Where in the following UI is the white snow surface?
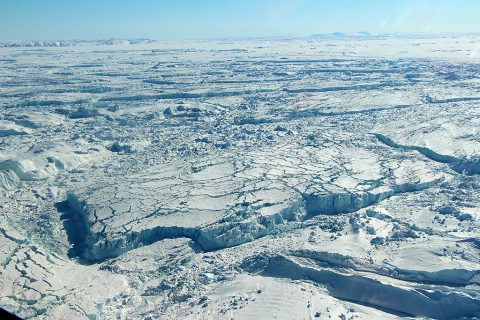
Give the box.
[0,35,480,319]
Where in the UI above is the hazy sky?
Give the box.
[1,0,479,40]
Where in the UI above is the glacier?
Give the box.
[0,35,480,319]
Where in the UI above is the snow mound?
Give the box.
[0,120,32,137]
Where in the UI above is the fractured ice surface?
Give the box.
[1,36,480,319]
[66,134,444,261]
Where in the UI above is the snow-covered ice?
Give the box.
[1,35,479,319]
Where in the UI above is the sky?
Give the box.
[0,0,479,40]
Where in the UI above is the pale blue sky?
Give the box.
[0,0,479,40]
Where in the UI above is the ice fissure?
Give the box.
[375,133,480,175]
[65,175,441,262]
[241,254,480,319]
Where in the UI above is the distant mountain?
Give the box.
[0,39,156,48]
[309,32,373,38]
